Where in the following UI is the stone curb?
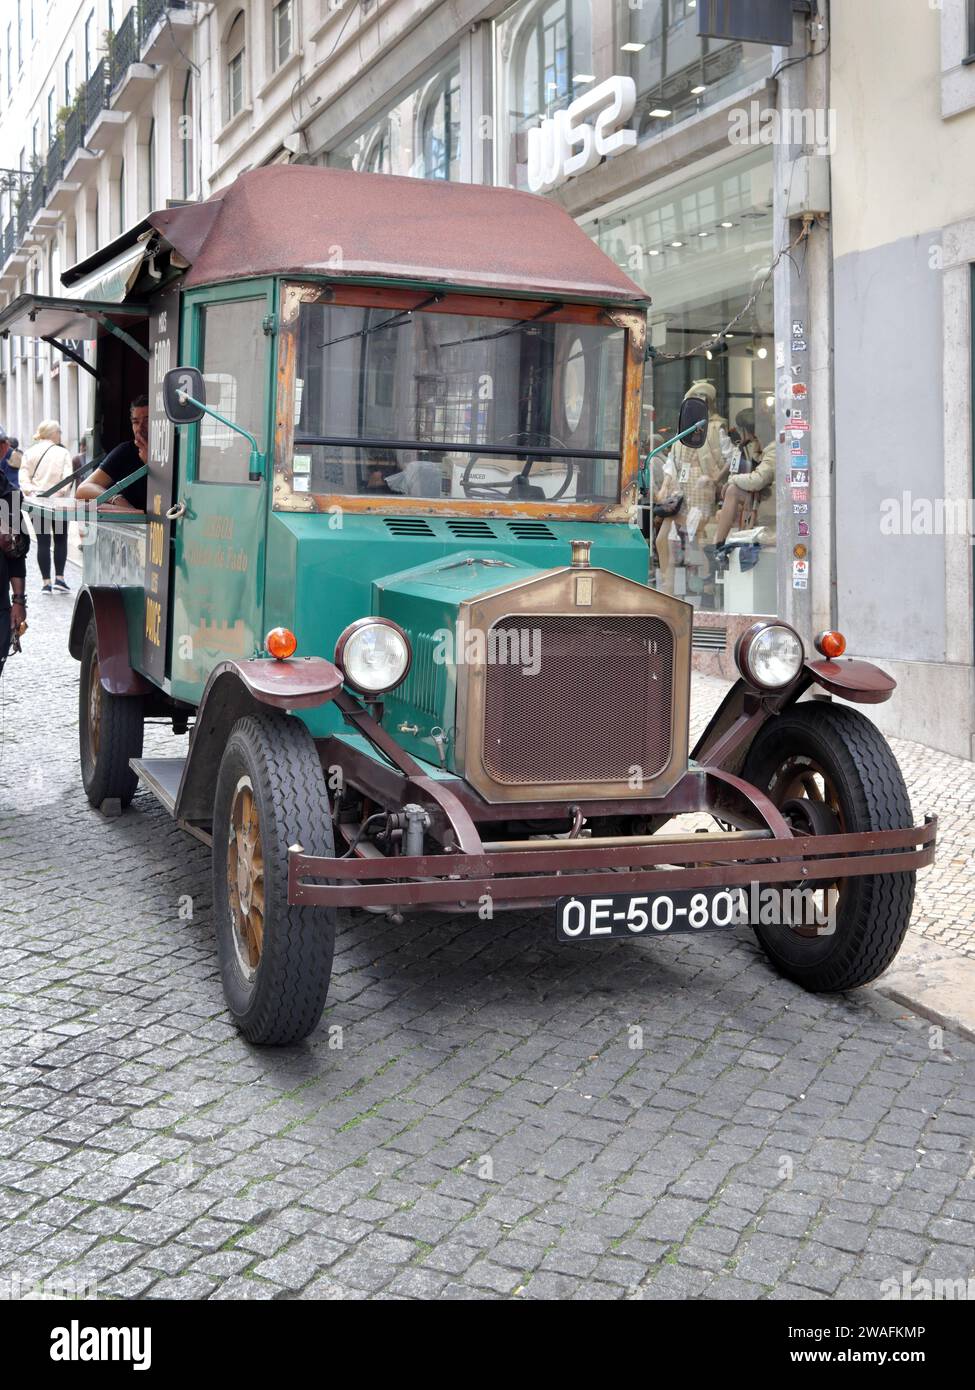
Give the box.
[872,933,975,1043]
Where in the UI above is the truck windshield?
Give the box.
[291,301,626,504]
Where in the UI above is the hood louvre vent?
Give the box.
[507,521,556,540]
[385,517,435,536]
[445,519,497,538]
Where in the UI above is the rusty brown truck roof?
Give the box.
[62,165,648,307]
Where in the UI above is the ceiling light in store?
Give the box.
[649,107,673,118]
[706,339,729,360]
[698,231,709,238]
[757,346,769,360]
[720,221,734,228]
[621,42,646,53]
[691,85,707,95]
[648,249,660,256]
[766,395,776,408]
[671,240,684,248]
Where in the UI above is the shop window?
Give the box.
[621,0,771,140]
[420,68,461,181]
[328,55,462,182]
[225,11,245,123]
[496,0,593,190]
[593,149,777,617]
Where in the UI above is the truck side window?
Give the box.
[197,298,265,484]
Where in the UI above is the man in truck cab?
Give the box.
[76,396,149,513]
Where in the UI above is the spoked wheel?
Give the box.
[79,619,143,809]
[227,776,265,980]
[212,712,336,1045]
[742,701,916,992]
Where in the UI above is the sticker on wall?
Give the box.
[793,340,808,353]
[792,487,809,503]
[790,420,810,434]
[793,560,809,579]
[776,342,786,368]
[792,321,805,338]
[792,470,810,486]
[793,576,809,590]
[797,520,810,538]
[792,383,808,399]
[793,503,809,515]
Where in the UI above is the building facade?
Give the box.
[0,0,972,755]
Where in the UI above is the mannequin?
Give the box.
[655,380,734,596]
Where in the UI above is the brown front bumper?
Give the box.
[287,816,937,911]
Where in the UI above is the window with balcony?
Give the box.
[225,11,246,123]
[84,10,93,78]
[64,52,74,105]
[272,0,292,70]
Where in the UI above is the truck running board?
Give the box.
[129,758,213,846]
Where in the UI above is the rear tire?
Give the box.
[742,701,916,992]
[212,712,336,1045]
[79,620,143,809]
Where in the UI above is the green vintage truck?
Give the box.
[7,166,935,1044]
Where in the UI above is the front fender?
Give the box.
[803,657,896,705]
[174,658,342,824]
[68,586,152,697]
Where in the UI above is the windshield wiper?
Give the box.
[317,294,442,351]
[435,301,564,350]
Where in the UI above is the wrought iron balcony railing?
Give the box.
[110,8,140,90]
[139,0,188,39]
[85,59,109,129]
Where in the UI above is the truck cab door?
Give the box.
[169,281,275,705]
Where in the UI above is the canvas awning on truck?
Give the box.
[0,293,149,377]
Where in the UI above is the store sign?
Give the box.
[698,0,794,48]
[527,77,637,195]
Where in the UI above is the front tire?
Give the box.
[212,712,337,1045]
[742,701,916,993]
[79,620,143,809]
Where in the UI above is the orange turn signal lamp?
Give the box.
[814,630,847,660]
[265,627,298,660]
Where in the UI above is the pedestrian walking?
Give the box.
[0,430,19,488]
[19,420,74,595]
[0,473,29,675]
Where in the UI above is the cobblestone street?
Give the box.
[0,574,973,1302]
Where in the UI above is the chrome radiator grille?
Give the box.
[481,615,674,786]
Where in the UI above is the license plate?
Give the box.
[556,887,748,941]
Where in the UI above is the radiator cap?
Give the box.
[570,539,592,568]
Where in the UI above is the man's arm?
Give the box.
[76,467,140,512]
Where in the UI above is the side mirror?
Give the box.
[677,396,709,450]
[163,367,206,424]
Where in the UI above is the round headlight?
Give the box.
[737,622,804,690]
[335,619,412,695]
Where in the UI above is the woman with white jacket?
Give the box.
[20,420,74,594]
